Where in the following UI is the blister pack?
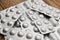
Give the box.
[0,0,60,40]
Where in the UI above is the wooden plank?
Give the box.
[44,0,60,9]
[0,0,25,10]
[0,6,3,11]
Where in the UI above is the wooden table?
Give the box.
[44,0,60,9]
[0,0,25,11]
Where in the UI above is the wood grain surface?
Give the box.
[0,0,25,11]
[0,0,60,40]
[44,0,60,9]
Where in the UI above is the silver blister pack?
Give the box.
[0,0,60,40]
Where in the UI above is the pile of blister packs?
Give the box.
[0,0,60,40]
